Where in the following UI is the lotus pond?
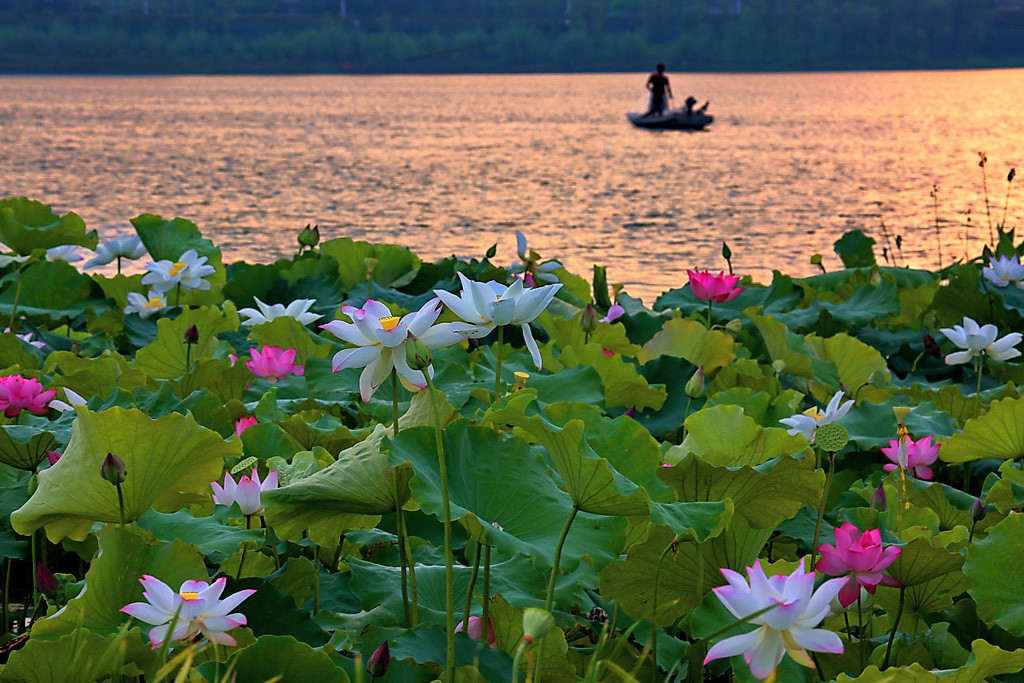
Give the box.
[1,197,1024,682]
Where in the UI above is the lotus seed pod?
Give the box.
[892,406,911,423]
[771,360,787,374]
[405,339,432,371]
[815,423,849,453]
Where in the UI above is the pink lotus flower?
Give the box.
[45,450,62,466]
[235,415,257,437]
[121,575,255,648]
[245,346,304,382]
[456,616,497,648]
[0,376,56,417]
[815,522,902,608]
[600,304,625,323]
[880,436,940,480]
[211,468,279,516]
[688,270,744,303]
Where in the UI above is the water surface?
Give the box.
[1,71,1021,301]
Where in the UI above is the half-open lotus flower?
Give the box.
[85,233,148,268]
[4,328,46,349]
[433,272,561,368]
[508,231,562,285]
[0,376,56,417]
[121,575,255,648]
[49,387,87,412]
[982,254,1024,289]
[141,249,216,293]
[939,316,1022,364]
[321,298,467,401]
[235,415,257,437]
[456,616,497,648]
[815,522,902,608]
[245,346,304,382]
[45,245,82,262]
[880,435,940,480]
[600,304,625,323]
[211,468,278,516]
[238,297,321,326]
[779,391,853,445]
[688,270,744,303]
[704,560,847,680]
[123,289,167,318]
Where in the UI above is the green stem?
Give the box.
[706,300,713,327]
[264,522,281,570]
[882,586,906,670]
[481,544,491,636]
[29,531,38,612]
[116,255,121,275]
[423,373,455,682]
[236,515,251,580]
[2,556,9,636]
[8,276,23,332]
[392,369,400,439]
[462,541,482,631]
[396,498,411,627]
[544,506,579,612]
[313,545,321,615]
[494,325,505,401]
[969,520,978,543]
[909,350,926,373]
[115,483,126,528]
[185,342,192,372]
[976,356,984,396]
[175,282,181,308]
[857,594,866,671]
[809,452,835,570]
[510,641,527,683]
[399,507,419,626]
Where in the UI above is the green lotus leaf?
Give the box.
[535,310,641,357]
[269,557,318,608]
[482,392,651,516]
[709,358,782,396]
[11,406,240,541]
[885,535,964,589]
[92,272,144,309]
[984,460,1024,514]
[319,237,421,290]
[385,420,628,570]
[940,396,1024,463]
[657,453,824,530]
[706,387,804,427]
[248,316,330,365]
[653,272,802,320]
[363,624,513,683]
[600,518,772,624]
[549,342,665,411]
[134,304,240,380]
[835,640,1024,683]
[30,525,206,639]
[0,198,97,255]
[679,404,808,466]
[833,230,877,268]
[895,384,1000,425]
[135,508,264,556]
[0,260,109,321]
[637,317,736,370]
[804,332,890,403]
[45,351,145,399]
[276,412,360,454]
[822,280,901,327]
[221,576,326,645]
[488,594,576,682]
[175,357,254,403]
[965,514,1024,636]
[0,424,59,471]
[129,213,226,304]
[745,309,839,385]
[0,627,154,683]
[648,499,734,543]
[216,635,350,683]
[0,333,41,371]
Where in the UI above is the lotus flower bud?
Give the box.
[684,366,705,398]
[1009,168,1017,183]
[580,304,597,335]
[485,243,497,259]
[100,452,126,486]
[405,339,432,371]
[923,333,941,359]
[456,616,497,648]
[297,223,320,248]
[37,563,58,598]
[522,607,554,644]
[870,484,887,511]
[367,641,390,678]
[971,498,988,522]
[183,325,199,345]
[721,241,732,262]
[45,450,62,466]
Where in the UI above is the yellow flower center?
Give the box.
[813,411,827,421]
[179,591,199,601]
[379,316,401,331]
[168,261,186,277]
[145,297,163,310]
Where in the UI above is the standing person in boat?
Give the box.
[642,64,672,118]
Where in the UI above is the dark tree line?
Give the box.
[0,0,1021,73]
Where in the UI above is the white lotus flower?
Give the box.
[210,468,279,516]
[123,289,168,318]
[4,328,45,349]
[84,233,148,268]
[320,298,468,401]
[507,231,563,285]
[704,560,847,680]
[45,245,82,262]
[141,249,216,293]
[121,575,255,648]
[238,297,321,326]
[433,272,561,368]
[49,387,87,412]
[939,316,1022,364]
[779,391,853,444]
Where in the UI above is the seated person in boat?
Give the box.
[643,64,672,117]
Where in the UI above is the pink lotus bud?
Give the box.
[37,563,58,598]
[455,616,497,648]
[100,452,126,485]
[45,450,62,466]
[367,641,390,677]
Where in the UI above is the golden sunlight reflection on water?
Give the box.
[0,71,1021,303]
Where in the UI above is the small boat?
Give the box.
[627,108,713,131]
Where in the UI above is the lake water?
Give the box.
[1,71,1022,302]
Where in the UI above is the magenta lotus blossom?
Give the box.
[600,304,625,323]
[880,436,940,480]
[705,560,846,680]
[456,616,497,648]
[0,376,56,417]
[121,575,255,648]
[245,346,304,382]
[688,270,744,303]
[235,415,258,437]
[211,468,279,516]
[815,522,902,608]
